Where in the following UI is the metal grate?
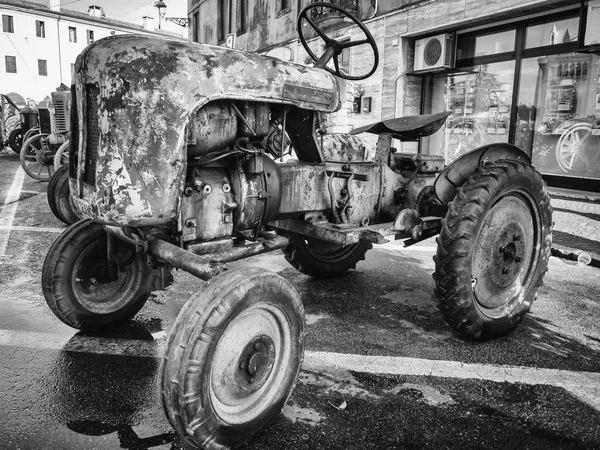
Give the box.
[83,85,99,186]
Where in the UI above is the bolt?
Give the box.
[89,277,98,285]
[513,235,521,242]
[249,377,254,384]
[203,184,212,194]
[502,267,509,274]
[499,246,506,253]
[239,361,245,370]
[222,184,231,193]
[515,256,522,263]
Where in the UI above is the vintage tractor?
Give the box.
[41,3,552,449]
[20,90,70,181]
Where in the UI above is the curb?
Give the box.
[551,245,600,269]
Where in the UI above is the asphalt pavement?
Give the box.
[0,147,599,450]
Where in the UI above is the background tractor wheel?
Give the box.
[8,127,22,153]
[47,164,81,225]
[283,233,371,278]
[433,160,552,341]
[161,267,305,450]
[42,219,153,330]
[20,132,54,181]
[53,141,69,170]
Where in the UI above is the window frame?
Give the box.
[86,29,94,44]
[68,26,77,43]
[5,55,17,73]
[2,14,14,33]
[38,59,48,76]
[35,20,45,38]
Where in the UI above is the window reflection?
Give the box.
[456,30,515,59]
[525,17,579,48]
[517,53,600,179]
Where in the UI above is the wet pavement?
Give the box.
[0,149,599,450]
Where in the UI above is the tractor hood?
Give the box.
[70,34,342,226]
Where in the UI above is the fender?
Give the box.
[70,35,342,226]
[434,143,531,205]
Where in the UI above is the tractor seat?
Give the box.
[349,111,452,141]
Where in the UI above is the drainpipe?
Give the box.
[56,16,63,85]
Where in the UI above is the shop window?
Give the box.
[5,55,16,73]
[36,20,45,38]
[69,26,77,43]
[517,53,600,180]
[525,17,578,49]
[456,30,515,60]
[2,15,14,33]
[425,61,515,163]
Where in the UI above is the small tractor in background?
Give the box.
[41,3,552,449]
[20,89,70,181]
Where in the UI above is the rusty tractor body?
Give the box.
[42,3,552,449]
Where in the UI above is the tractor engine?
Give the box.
[180,101,283,252]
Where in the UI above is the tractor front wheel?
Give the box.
[47,164,81,225]
[20,133,54,181]
[433,160,552,340]
[283,233,372,278]
[42,219,153,330]
[161,267,305,450]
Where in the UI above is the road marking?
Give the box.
[0,166,26,256]
[0,225,65,233]
[1,328,598,411]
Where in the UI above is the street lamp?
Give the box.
[154,0,166,29]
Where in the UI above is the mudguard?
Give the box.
[434,143,531,205]
[70,35,342,226]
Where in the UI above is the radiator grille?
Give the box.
[38,108,51,134]
[83,85,99,186]
[69,86,78,179]
[53,99,69,133]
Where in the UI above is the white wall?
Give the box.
[0,6,151,103]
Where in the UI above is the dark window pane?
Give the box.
[38,59,47,76]
[5,55,16,73]
[2,15,14,33]
[36,20,45,38]
[457,30,516,60]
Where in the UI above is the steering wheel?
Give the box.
[297,2,379,80]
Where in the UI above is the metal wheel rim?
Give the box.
[21,134,54,180]
[470,192,540,318]
[209,302,292,425]
[71,238,139,314]
[556,123,597,172]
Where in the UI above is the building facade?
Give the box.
[0,0,172,103]
[188,0,600,192]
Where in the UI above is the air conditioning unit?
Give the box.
[414,33,455,72]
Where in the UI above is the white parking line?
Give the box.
[0,166,26,256]
[1,327,598,411]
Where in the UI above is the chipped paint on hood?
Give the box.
[74,34,341,227]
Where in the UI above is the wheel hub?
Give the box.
[471,195,534,311]
[237,336,275,392]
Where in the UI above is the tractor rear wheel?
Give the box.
[47,164,81,225]
[42,219,153,330]
[433,160,552,340]
[283,233,371,278]
[161,267,304,450]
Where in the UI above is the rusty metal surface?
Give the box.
[277,161,383,224]
[320,133,375,162]
[72,34,341,226]
[434,143,531,205]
